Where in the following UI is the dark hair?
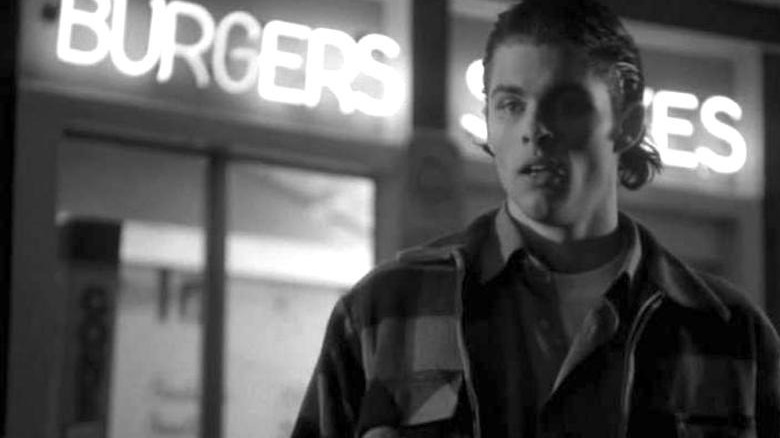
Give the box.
[482,0,662,190]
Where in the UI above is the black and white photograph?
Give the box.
[3,0,780,437]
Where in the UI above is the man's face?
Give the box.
[486,41,621,232]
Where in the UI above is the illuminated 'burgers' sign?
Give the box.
[56,0,404,117]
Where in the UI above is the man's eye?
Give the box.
[496,99,525,114]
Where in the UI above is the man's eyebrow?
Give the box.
[489,85,525,99]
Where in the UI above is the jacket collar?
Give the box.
[470,208,731,321]
[479,204,643,286]
[397,207,731,322]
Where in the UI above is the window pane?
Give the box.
[57,140,206,438]
[225,163,374,437]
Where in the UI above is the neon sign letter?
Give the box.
[212,11,261,94]
[651,90,699,169]
[110,0,166,76]
[257,20,310,106]
[461,59,487,140]
[465,59,484,103]
[157,1,215,88]
[697,96,747,174]
[57,0,112,66]
[354,34,404,117]
[305,28,360,114]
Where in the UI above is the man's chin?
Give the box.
[508,198,569,227]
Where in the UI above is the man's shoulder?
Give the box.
[339,210,498,325]
[694,269,768,323]
[354,208,498,290]
[342,235,464,311]
[337,248,460,329]
[633,217,769,326]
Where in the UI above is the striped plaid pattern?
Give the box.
[359,316,462,381]
[292,210,780,438]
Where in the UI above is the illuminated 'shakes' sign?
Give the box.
[56,0,405,117]
[461,60,748,175]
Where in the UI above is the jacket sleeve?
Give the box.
[292,297,366,438]
[755,311,780,437]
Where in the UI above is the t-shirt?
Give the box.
[520,244,628,406]
[466,206,643,436]
[554,244,628,343]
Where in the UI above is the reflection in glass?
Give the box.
[57,140,206,438]
[225,163,374,437]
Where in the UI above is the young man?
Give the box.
[293,0,780,436]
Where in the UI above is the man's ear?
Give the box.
[614,102,645,154]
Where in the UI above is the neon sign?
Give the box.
[645,89,746,174]
[56,0,405,117]
[461,59,748,174]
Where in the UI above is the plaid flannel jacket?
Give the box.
[292,210,780,437]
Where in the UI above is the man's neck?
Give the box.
[507,203,622,273]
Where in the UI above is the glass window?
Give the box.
[57,140,207,438]
[224,163,374,437]
[56,140,375,438]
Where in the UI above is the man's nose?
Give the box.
[521,116,553,147]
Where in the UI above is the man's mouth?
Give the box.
[520,160,568,185]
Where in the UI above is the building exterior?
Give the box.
[5,0,780,437]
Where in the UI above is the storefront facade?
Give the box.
[6,0,780,437]
[12,0,410,437]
